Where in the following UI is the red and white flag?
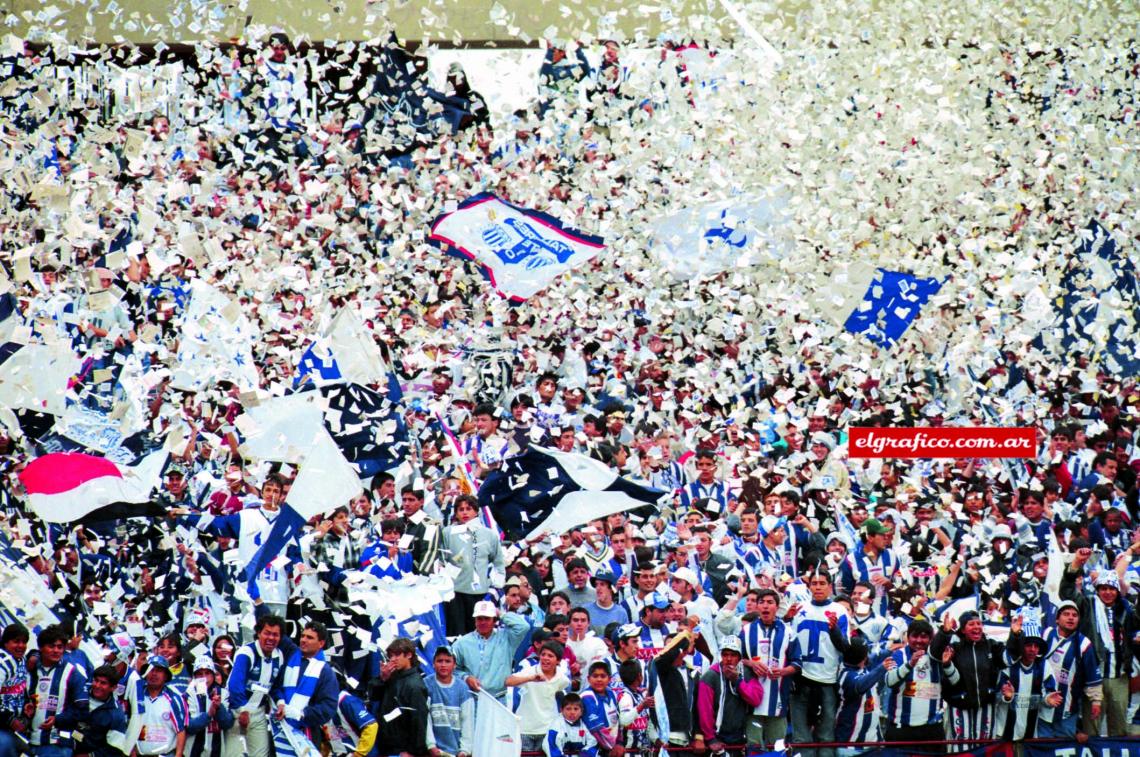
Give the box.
[18,451,168,523]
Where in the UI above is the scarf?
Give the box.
[1093,599,1117,677]
[281,651,326,732]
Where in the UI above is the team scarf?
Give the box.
[281,651,327,735]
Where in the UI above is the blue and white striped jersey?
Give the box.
[884,648,958,728]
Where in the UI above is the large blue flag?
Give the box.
[478,446,664,540]
[1036,220,1140,377]
[429,193,605,302]
[843,268,943,347]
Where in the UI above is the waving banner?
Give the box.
[429,193,604,302]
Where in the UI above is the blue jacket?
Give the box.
[76,695,128,757]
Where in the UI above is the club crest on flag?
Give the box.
[480,217,577,269]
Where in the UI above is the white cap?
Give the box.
[472,600,500,618]
[720,635,742,654]
[671,567,701,590]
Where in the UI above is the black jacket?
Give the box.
[371,666,430,756]
[930,631,1005,709]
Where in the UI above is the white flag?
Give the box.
[171,280,259,392]
[472,690,521,757]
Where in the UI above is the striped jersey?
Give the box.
[739,619,800,717]
[836,656,890,743]
[1039,628,1101,720]
[884,648,958,728]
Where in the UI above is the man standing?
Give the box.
[224,614,286,757]
[181,474,294,617]
[838,518,899,618]
[125,656,188,757]
[1030,599,1102,738]
[443,495,505,636]
[740,588,801,751]
[272,622,339,751]
[451,601,531,703]
[790,569,848,757]
[401,487,443,575]
[27,624,89,756]
[884,621,957,743]
[373,638,430,757]
[931,612,1010,745]
[695,637,762,752]
[1060,547,1135,735]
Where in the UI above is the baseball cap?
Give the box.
[473,600,500,618]
[863,518,891,536]
[720,636,742,654]
[591,571,617,587]
[145,655,172,679]
[611,623,641,644]
[644,592,670,610]
[670,567,701,589]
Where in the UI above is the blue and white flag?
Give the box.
[295,309,392,389]
[477,445,665,539]
[430,193,605,302]
[269,714,322,757]
[650,193,792,282]
[244,503,307,585]
[172,280,259,392]
[840,267,943,348]
[1036,220,1140,377]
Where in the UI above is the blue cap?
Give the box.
[645,592,670,610]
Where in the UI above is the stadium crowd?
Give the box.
[0,13,1140,757]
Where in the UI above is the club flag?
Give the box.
[296,308,391,389]
[477,446,665,540]
[429,193,605,302]
[268,715,321,757]
[1036,220,1140,377]
[239,384,407,478]
[286,428,363,521]
[472,690,521,757]
[839,267,943,348]
[243,503,307,585]
[18,450,169,523]
[172,280,258,392]
[294,342,342,388]
[649,193,791,282]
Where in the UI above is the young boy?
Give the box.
[613,660,652,753]
[424,648,474,757]
[75,665,128,757]
[545,693,598,757]
[580,662,622,757]
[372,638,430,757]
[999,620,1061,741]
